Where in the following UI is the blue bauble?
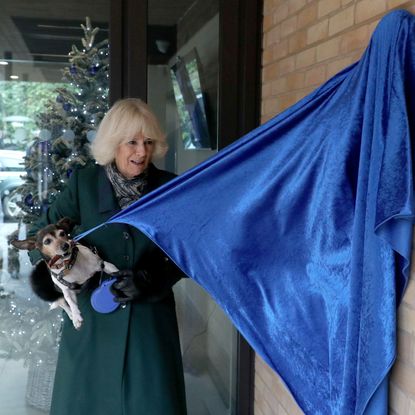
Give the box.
[66,169,73,178]
[69,65,77,75]
[89,65,99,75]
[63,103,71,111]
[86,130,96,142]
[56,94,64,103]
[24,194,34,207]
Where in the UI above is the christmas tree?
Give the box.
[16,17,109,223]
[0,18,110,411]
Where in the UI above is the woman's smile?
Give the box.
[115,132,154,178]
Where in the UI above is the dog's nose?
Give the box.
[62,243,70,252]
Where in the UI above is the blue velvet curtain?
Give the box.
[77,10,415,415]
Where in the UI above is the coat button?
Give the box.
[123,232,129,239]
[124,255,130,261]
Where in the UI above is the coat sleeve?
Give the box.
[137,248,188,302]
[27,169,82,265]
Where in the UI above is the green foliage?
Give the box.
[0,82,69,150]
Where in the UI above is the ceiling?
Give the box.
[0,0,196,82]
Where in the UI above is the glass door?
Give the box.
[147,1,238,413]
[0,2,109,413]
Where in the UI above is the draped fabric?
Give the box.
[76,10,415,415]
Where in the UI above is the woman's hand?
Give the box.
[110,269,151,302]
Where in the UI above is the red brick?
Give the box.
[271,77,288,95]
[403,277,415,308]
[296,47,316,69]
[355,0,387,24]
[305,65,327,86]
[281,15,298,38]
[262,62,279,82]
[298,3,318,29]
[263,14,274,33]
[261,113,274,123]
[387,0,409,7]
[328,5,355,36]
[396,329,414,365]
[398,303,415,334]
[340,25,370,54]
[288,0,307,15]
[389,383,409,414]
[274,2,289,24]
[262,48,274,66]
[286,72,305,90]
[263,0,274,15]
[269,26,282,47]
[262,97,279,116]
[273,39,289,59]
[368,19,381,38]
[279,55,296,75]
[307,19,329,44]
[390,360,415,396]
[262,83,273,100]
[316,37,341,62]
[318,0,341,18]
[289,31,307,54]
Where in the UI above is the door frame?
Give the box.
[109,1,263,413]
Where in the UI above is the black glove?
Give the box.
[110,254,186,303]
[110,269,152,302]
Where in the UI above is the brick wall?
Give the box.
[257,1,415,414]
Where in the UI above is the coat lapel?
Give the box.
[98,166,119,215]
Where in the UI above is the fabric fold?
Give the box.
[76,10,415,415]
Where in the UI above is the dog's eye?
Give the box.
[43,238,52,245]
[59,231,66,237]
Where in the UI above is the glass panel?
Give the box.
[148,1,238,413]
[0,2,109,414]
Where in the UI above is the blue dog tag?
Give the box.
[91,278,120,313]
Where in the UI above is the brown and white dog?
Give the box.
[11,217,118,329]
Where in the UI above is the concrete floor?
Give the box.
[0,358,47,415]
[0,358,227,415]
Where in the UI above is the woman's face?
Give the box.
[115,132,154,178]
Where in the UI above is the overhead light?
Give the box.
[10,75,19,80]
[0,61,8,65]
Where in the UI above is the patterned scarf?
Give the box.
[105,162,149,209]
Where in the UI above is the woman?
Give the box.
[28,98,187,415]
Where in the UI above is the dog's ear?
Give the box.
[56,217,76,235]
[10,238,37,251]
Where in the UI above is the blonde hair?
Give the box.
[90,98,168,165]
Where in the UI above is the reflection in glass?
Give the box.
[148,0,237,414]
[171,52,212,150]
[0,3,109,414]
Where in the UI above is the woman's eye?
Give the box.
[127,140,137,145]
[144,139,153,145]
[44,238,51,245]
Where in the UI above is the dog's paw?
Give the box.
[72,315,84,330]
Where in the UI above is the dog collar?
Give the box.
[48,244,79,270]
[48,244,82,290]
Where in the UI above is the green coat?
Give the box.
[29,163,187,415]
